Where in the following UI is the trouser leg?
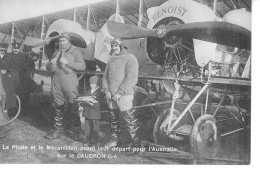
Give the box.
[103,109,120,149]
[84,119,95,145]
[84,119,91,142]
[45,104,65,139]
[92,120,102,143]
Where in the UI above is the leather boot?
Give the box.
[45,104,65,139]
[103,109,120,149]
[67,102,82,141]
[121,109,140,155]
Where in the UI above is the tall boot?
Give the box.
[45,104,65,139]
[103,109,120,149]
[67,102,82,141]
[121,109,140,155]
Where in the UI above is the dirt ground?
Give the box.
[0,74,250,164]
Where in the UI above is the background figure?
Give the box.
[102,37,139,153]
[5,43,31,113]
[22,45,38,78]
[77,75,104,146]
[11,43,32,113]
[0,67,11,138]
[0,45,22,115]
[0,48,8,112]
[45,33,86,140]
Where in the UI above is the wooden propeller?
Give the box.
[106,21,251,50]
[25,32,87,48]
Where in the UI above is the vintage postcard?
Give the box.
[0,0,252,165]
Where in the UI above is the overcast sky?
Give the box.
[0,0,106,24]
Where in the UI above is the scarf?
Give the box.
[53,43,72,74]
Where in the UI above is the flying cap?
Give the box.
[110,37,124,46]
[59,32,71,42]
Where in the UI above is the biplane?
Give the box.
[0,0,251,163]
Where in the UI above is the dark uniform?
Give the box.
[0,53,17,110]
[0,48,11,138]
[11,52,31,110]
[0,45,31,111]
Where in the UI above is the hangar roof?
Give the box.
[0,0,251,43]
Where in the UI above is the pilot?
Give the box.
[45,33,86,140]
[102,37,139,153]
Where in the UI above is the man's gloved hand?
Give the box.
[105,92,112,100]
[50,58,58,64]
[112,93,121,101]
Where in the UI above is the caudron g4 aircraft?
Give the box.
[104,0,251,160]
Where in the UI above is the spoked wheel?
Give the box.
[0,94,21,127]
[190,114,220,158]
[153,108,189,149]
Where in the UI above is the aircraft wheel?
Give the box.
[190,114,220,158]
[153,108,182,147]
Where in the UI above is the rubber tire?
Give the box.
[190,114,220,158]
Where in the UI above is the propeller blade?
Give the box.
[107,20,250,50]
[165,21,251,50]
[25,32,87,49]
[25,35,60,48]
[106,21,157,39]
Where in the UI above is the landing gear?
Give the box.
[153,108,219,158]
[153,108,187,147]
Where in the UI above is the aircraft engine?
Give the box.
[145,0,217,94]
[146,0,217,69]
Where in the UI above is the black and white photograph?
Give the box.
[0,0,253,165]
